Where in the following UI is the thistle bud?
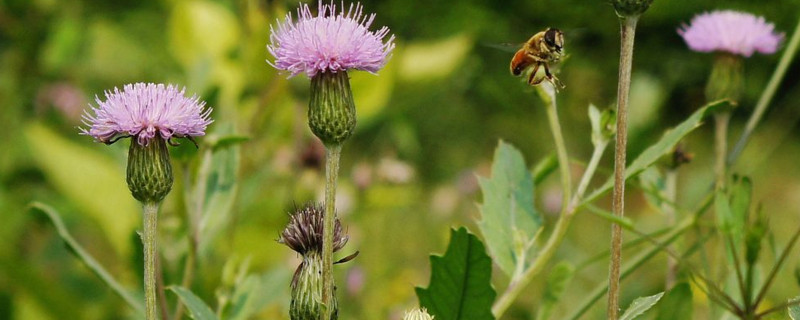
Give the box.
[706,53,744,104]
[403,308,435,320]
[611,0,654,18]
[308,71,357,146]
[280,204,349,320]
[126,138,173,203]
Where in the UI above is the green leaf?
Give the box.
[789,296,800,320]
[655,283,693,320]
[226,268,291,320]
[170,286,219,320]
[29,202,145,315]
[477,140,542,276]
[416,227,496,320]
[24,122,139,256]
[196,125,241,255]
[537,261,575,320]
[619,292,664,320]
[583,100,729,205]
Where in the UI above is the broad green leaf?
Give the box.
[196,125,241,255]
[25,122,138,256]
[789,296,800,320]
[29,202,144,315]
[655,283,693,320]
[226,268,291,320]
[537,261,575,320]
[399,33,473,81]
[620,292,664,320]
[477,141,542,276]
[583,100,729,205]
[416,227,496,320]
[170,286,219,320]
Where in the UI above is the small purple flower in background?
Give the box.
[678,10,784,57]
[81,83,213,146]
[267,1,395,78]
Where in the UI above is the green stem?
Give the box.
[570,140,608,210]
[321,144,342,320]
[608,15,638,320]
[728,14,800,165]
[143,201,160,320]
[545,91,573,209]
[664,169,678,290]
[714,112,731,190]
[493,90,609,319]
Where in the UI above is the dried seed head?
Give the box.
[279,203,348,256]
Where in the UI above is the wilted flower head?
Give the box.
[81,83,212,146]
[267,1,395,78]
[678,10,784,57]
[279,203,348,256]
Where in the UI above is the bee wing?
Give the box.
[482,42,523,53]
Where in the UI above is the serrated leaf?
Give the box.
[789,296,800,320]
[29,202,144,315]
[583,100,729,205]
[537,261,575,320]
[619,292,664,320]
[416,227,496,320]
[170,286,219,320]
[655,283,693,320]
[477,140,542,277]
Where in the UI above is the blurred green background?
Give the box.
[1,0,800,319]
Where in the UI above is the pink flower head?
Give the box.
[267,1,395,78]
[678,10,784,57]
[81,83,213,146]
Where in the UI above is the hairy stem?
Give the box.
[714,112,731,190]
[321,144,342,320]
[143,202,160,320]
[608,15,638,320]
[728,15,800,165]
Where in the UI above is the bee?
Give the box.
[510,28,565,89]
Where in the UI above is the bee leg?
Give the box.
[528,63,543,86]
[544,64,565,89]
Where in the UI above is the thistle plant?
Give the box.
[679,10,784,190]
[279,204,349,319]
[267,2,394,319]
[81,83,212,320]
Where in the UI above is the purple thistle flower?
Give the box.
[678,10,784,57]
[81,83,213,146]
[267,1,395,78]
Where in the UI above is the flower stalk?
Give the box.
[321,144,342,319]
[142,201,160,320]
[608,15,639,320]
